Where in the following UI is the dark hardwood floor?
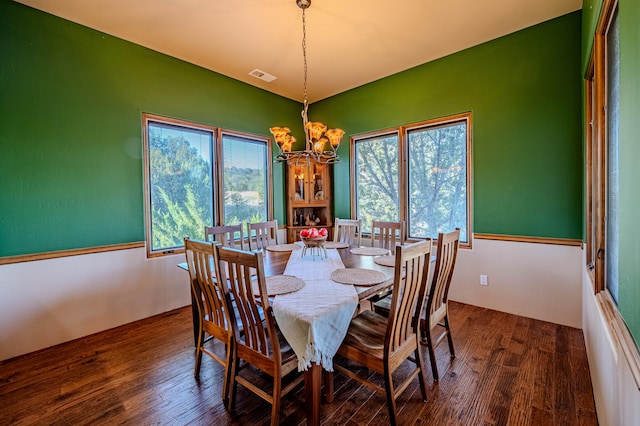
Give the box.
[0,301,597,425]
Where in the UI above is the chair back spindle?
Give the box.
[204,224,245,250]
[371,220,405,254]
[247,220,278,251]
[334,218,361,246]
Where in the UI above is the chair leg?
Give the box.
[383,366,399,426]
[228,355,239,413]
[194,329,205,378]
[414,345,428,401]
[444,315,455,358]
[222,341,234,408]
[425,329,439,382]
[270,377,282,426]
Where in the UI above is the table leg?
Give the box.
[323,370,334,403]
[305,362,322,426]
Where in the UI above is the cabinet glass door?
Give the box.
[311,163,326,201]
[293,165,306,202]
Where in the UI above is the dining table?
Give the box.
[179,242,404,426]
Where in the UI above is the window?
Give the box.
[352,131,400,234]
[586,0,618,296]
[143,115,271,256]
[351,113,471,243]
[220,132,269,226]
[604,6,620,301]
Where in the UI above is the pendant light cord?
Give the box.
[301,7,310,149]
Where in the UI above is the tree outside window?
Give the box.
[143,115,270,256]
[352,113,471,243]
[354,133,400,234]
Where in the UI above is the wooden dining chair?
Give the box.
[334,239,433,426]
[213,244,303,425]
[183,238,236,407]
[204,224,244,250]
[247,219,278,251]
[371,220,405,255]
[333,218,361,246]
[420,228,460,381]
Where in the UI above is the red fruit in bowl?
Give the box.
[319,228,328,237]
[300,229,309,238]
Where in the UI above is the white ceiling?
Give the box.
[15,0,582,103]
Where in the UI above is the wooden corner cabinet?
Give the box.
[286,159,333,242]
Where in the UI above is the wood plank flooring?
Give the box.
[0,301,598,425]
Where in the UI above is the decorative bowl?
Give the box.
[300,235,327,247]
[300,235,328,260]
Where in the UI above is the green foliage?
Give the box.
[356,135,400,233]
[152,185,209,248]
[408,123,467,240]
[223,166,266,226]
[148,127,267,250]
[355,123,468,240]
[149,130,213,249]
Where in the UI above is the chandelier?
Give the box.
[270,0,345,165]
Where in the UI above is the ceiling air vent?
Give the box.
[249,69,277,83]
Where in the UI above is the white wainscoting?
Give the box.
[0,237,582,361]
[581,254,640,426]
[0,248,188,361]
[449,238,583,328]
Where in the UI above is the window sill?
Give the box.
[596,290,640,390]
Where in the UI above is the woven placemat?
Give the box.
[324,241,350,249]
[330,268,387,286]
[253,275,305,296]
[350,247,389,256]
[373,255,396,267]
[266,244,302,252]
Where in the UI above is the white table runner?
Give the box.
[272,247,358,371]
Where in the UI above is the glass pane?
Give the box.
[408,122,467,241]
[148,122,213,251]
[293,165,306,201]
[590,78,598,266]
[222,134,267,226]
[605,7,620,302]
[311,163,326,201]
[355,134,400,234]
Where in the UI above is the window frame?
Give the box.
[586,0,618,294]
[350,129,402,235]
[350,112,472,247]
[217,128,273,228]
[142,114,272,257]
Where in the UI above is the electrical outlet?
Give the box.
[480,275,488,286]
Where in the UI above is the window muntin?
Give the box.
[221,132,268,226]
[407,120,468,242]
[353,132,400,234]
[143,115,270,256]
[352,113,471,244]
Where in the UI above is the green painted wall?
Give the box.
[314,12,583,240]
[0,0,301,257]
[581,0,604,73]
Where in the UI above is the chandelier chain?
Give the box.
[269,0,344,165]
[301,7,309,130]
